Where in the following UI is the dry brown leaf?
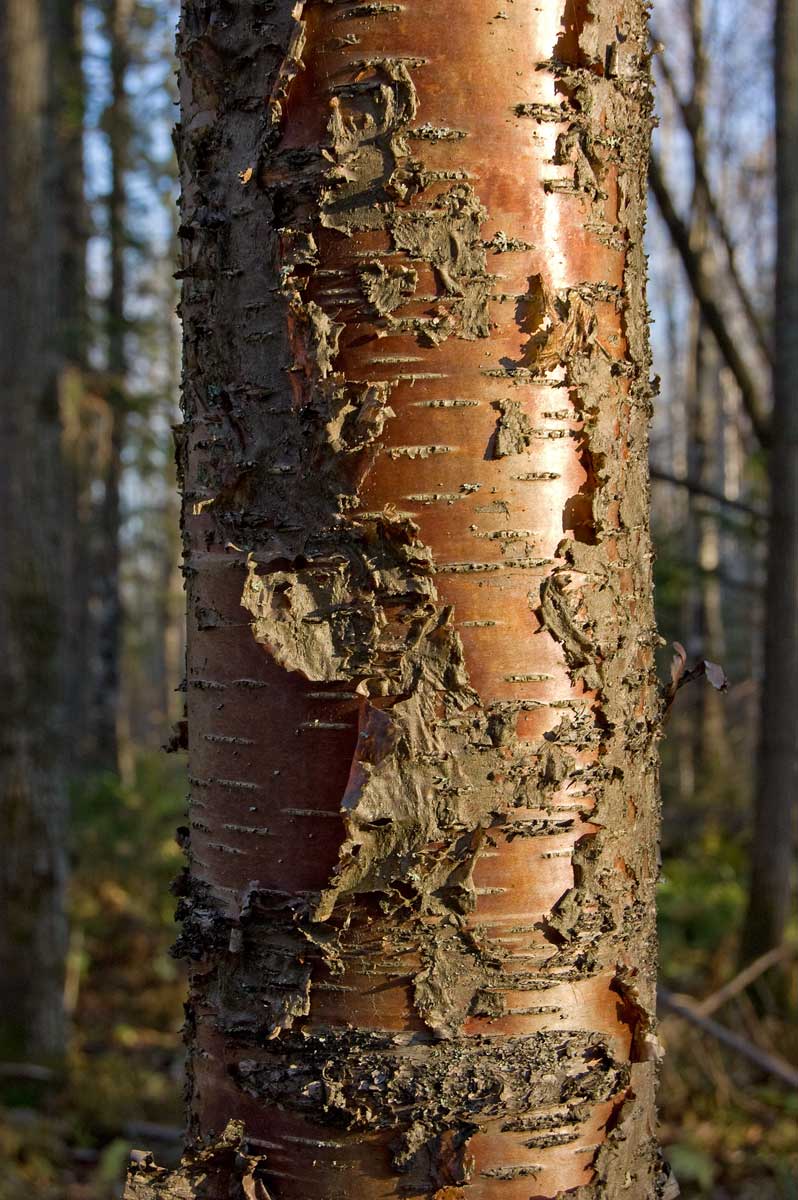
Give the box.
[664,641,729,716]
[703,660,729,692]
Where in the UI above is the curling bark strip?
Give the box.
[129,1,665,1196]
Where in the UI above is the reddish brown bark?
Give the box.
[128,2,665,1197]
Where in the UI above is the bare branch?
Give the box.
[653,38,773,364]
[659,987,798,1089]
[0,1062,54,1081]
[649,464,768,520]
[649,151,771,447]
[694,944,795,1017]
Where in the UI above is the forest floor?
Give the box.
[0,750,796,1199]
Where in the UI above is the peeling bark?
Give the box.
[133,1,664,1196]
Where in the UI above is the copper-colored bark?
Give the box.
[129,2,664,1197]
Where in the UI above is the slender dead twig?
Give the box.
[124,1121,183,1144]
[659,986,798,1089]
[653,42,773,365]
[649,151,771,447]
[694,944,795,1017]
[0,1062,54,1081]
[649,464,768,520]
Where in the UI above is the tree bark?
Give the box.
[129,1,666,1196]
[54,0,99,774]
[683,0,729,776]
[681,0,711,783]
[54,0,89,368]
[0,0,68,1062]
[742,0,798,962]
[87,0,135,773]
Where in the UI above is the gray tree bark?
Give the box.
[683,0,729,776]
[54,0,100,773]
[742,0,798,962]
[85,0,135,774]
[0,0,69,1062]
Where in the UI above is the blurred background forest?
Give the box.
[0,0,796,1197]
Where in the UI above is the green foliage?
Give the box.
[0,752,186,1200]
[659,831,748,992]
[653,526,697,637]
[0,753,187,1195]
[0,1112,69,1200]
[67,753,186,1120]
[666,1142,717,1193]
[71,752,185,935]
[658,811,798,1200]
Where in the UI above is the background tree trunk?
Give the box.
[0,0,69,1063]
[684,0,730,776]
[128,1,665,1196]
[86,0,134,774]
[742,0,798,962]
[54,0,98,773]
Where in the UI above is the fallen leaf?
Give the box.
[239,165,253,185]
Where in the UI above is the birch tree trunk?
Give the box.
[0,0,68,1062]
[742,0,798,962]
[128,1,665,1196]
